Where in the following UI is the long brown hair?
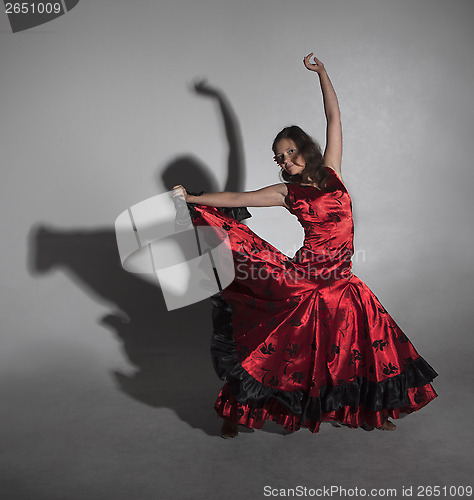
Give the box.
[272,125,331,190]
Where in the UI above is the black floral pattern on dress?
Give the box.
[260,342,276,355]
[268,376,280,387]
[286,343,299,356]
[382,362,398,376]
[326,212,341,223]
[291,372,305,383]
[306,199,315,215]
[331,190,344,205]
[377,304,388,315]
[394,328,409,343]
[349,349,364,366]
[288,297,301,308]
[283,360,294,374]
[250,237,261,254]
[372,339,389,352]
[414,390,424,404]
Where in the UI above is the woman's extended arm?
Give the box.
[172,183,288,208]
[303,53,343,176]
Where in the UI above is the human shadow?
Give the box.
[160,79,246,194]
[27,80,247,436]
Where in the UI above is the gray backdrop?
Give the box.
[1,0,473,499]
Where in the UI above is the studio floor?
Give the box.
[1,316,471,500]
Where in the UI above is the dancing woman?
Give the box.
[173,52,438,438]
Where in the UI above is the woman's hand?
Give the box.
[303,53,326,74]
[172,184,188,203]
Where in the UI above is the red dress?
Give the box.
[188,167,438,432]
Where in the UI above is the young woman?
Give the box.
[173,53,438,438]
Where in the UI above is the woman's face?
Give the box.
[273,138,305,176]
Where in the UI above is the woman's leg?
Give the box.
[220,417,239,438]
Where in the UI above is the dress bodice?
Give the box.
[284,167,354,280]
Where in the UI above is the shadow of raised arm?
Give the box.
[193,79,245,192]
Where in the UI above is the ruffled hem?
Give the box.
[215,382,438,432]
[211,332,438,432]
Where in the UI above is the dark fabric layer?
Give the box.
[211,331,438,421]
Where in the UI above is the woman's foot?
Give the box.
[220,419,239,439]
[361,419,396,431]
[378,419,396,431]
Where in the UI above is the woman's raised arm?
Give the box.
[303,53,343,176]
[172,183,288,208]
